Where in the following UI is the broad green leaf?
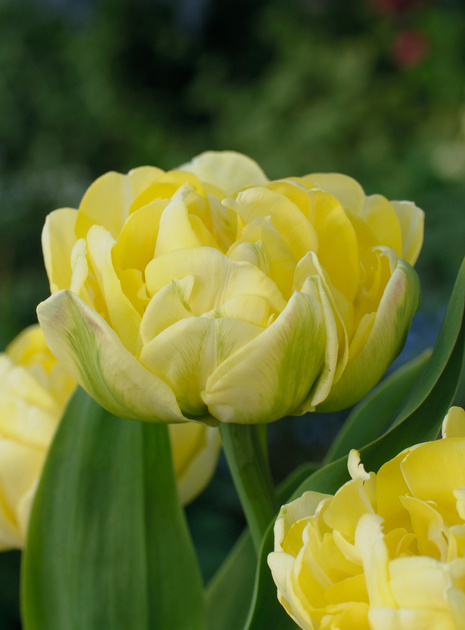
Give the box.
[244,258,465,630]
[324,349,431,464]
[21,387,206,630]
[206,463,316,630]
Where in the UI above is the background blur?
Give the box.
[0,0,464,626]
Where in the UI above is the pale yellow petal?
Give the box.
[86,225,142,355]
[442,407,465,439]
[179,150,268,196]
[42,208,79,293]
[226,187,319,261]
[0,440,44,550]
[112,199,167,272]
[140,316,262,416]
[76,167,163,239]
[317,259,420,412]
[304,173,365,214]
[400,438,465,525]
[145,246,286,315]
[391,200,425,266]
[140,276,194,344]
[169,423,220,505]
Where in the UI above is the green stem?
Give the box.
[220,423,279,553]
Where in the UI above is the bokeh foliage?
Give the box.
[0,0,464,627]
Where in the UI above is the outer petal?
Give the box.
[202,290,325,424]
[390,201,424,266]
[0,440,44,550]
[169,423,220,505]
[42,208,79,293]
[37,290,200,424]
[179,150,268,196]
[317,259,420,411]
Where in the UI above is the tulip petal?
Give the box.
[317,259,420,412]
[169,423,220,505]
[304,173,365,214]
[75,167,163,240]
[391,201,424,266]
[37,290,193,424]
[112,199,167,272]
[179,150,268,196]
[0,440,44,550]
[42,208,79,293]
[86,226,142,355]
[226,187,319,261]
[145,246,286,314]
[140,316,262,417]
[202,290,325,423]
[400,438,465,525]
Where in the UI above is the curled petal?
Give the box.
[37,290,198,424]
[317,259,420,412]
[202,291,326,424]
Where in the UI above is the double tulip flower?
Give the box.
[37,151,423,425]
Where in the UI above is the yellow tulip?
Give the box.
[0,325,75,549]
[268,407,465,630]
[0,325,220,549]
[37,151,423,424]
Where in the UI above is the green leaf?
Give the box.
[324,349,431,464]
[244,257,465,630]
[206,463,316,630]
[21,387,206,630]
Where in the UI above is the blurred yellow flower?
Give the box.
[0,325,220,549]
[0,325,75,549]
[38,151,423,425]
[268,407,465,630]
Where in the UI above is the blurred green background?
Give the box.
[0,0,464,626]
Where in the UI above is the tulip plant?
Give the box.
[0,151,463,629]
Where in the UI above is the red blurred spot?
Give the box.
[391,30,430,67]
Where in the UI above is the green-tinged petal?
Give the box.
[42,208,79,293]
[145,246,286,314]
[37,290,193,424]
[391,201,425,266]
[75,167,163,240]
[179,150,268,196]
[140,316,262,417]
[202,291,326,424]
[317,259,420,412]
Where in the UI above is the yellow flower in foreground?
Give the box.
[0,325,220,549]
[37,151,423,425]
[268,407,465,630]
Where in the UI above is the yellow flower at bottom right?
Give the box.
[268,407,465,630]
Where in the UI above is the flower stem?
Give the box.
[219,423,279,553]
